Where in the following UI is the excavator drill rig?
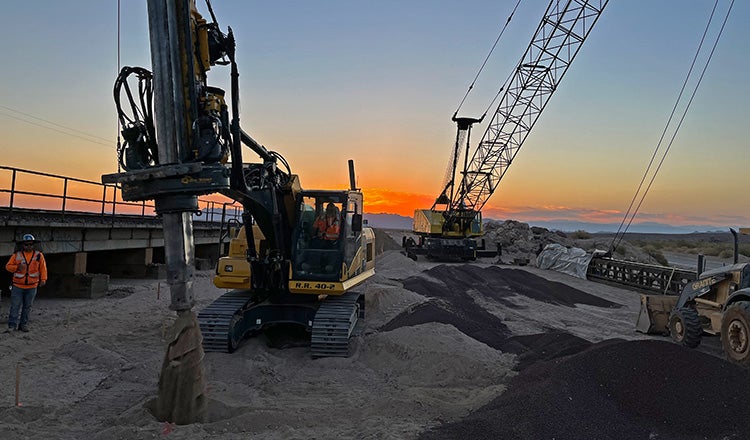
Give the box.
[102,0,374,423]
[202,159,376,357]
[406,0,608,261]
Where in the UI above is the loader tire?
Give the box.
[669,307,702,348]
[721,301,750,365]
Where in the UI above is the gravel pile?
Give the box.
[421,339,750,440]
[385,264,749,440]
[384,263,622,354]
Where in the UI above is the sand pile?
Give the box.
[0,249,739,439]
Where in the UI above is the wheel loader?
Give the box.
[636,236,750,365]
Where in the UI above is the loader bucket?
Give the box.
[635,294,678,335]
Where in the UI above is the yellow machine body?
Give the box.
[214,191,376,296]
[636,294,678,335]
[637,264,750,336]
[412,209,483,238]
[213,224,259,289]
[289,227,375,295]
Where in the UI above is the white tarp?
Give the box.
[536,243,600,279]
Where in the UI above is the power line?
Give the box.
[0,105,113,148]
[454,0,523,117]
[610,0,734,253]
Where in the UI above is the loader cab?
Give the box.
[292,190,365,282]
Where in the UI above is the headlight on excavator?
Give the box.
[224,265,233,272]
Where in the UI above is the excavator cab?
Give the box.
[291,190,373,288]
[294,195,345,279]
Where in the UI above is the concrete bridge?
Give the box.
[0,165,241,298]
[0,207,237,298]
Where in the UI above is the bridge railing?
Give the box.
[0,165,241,223]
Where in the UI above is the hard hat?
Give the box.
[22,234,35,242]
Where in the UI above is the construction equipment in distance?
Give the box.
[104,0,375,359]
[637,228,750,365]
[406,0,608,261]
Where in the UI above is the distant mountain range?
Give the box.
[364,213,413,230]
[363,213,727,234]
[520,220,728,235]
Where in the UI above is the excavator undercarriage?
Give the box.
[201,185,375,356]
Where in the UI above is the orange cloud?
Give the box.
[362,187,436,217]
[482,203,627,223]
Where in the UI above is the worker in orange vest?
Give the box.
[313,203,341,244]
[5,234,47,333]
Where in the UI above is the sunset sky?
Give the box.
[1,1,747,229]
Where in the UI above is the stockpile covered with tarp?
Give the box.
[536,243,603,279]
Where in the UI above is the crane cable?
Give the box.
[609,0,734,254]
[441,0,521,199]
[454,0,522,117]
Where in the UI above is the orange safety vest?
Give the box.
[314,216,340,240]
[6,250,47,288]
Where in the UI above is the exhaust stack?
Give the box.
[348,159,358,190]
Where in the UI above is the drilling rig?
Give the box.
[103,0,374,423]
[406,0,608,261]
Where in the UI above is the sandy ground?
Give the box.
[0,249,722,440]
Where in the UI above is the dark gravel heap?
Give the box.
[420,339,750,440]
[411,265,619,308]
[482,266,620,308]
[386,264,750,439]
[381,265,514,349]
[382,265,619,351]
[498,330,593,371]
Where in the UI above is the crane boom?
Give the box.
[452,0,608,220]
[409,0,608,261]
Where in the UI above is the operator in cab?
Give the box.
[312,203,340,246]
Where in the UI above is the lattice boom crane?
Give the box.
[411,0,609,261]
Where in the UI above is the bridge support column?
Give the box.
[46,251,88,274]
[42,251,109,299]
[86,248,162,279]
[195,243,220,270]
[111,248,155,278]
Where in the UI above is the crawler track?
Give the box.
[197,290,255,352]
[310,291,364,358]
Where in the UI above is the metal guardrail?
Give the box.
[0,165,242,223]
[587,256,697,296]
